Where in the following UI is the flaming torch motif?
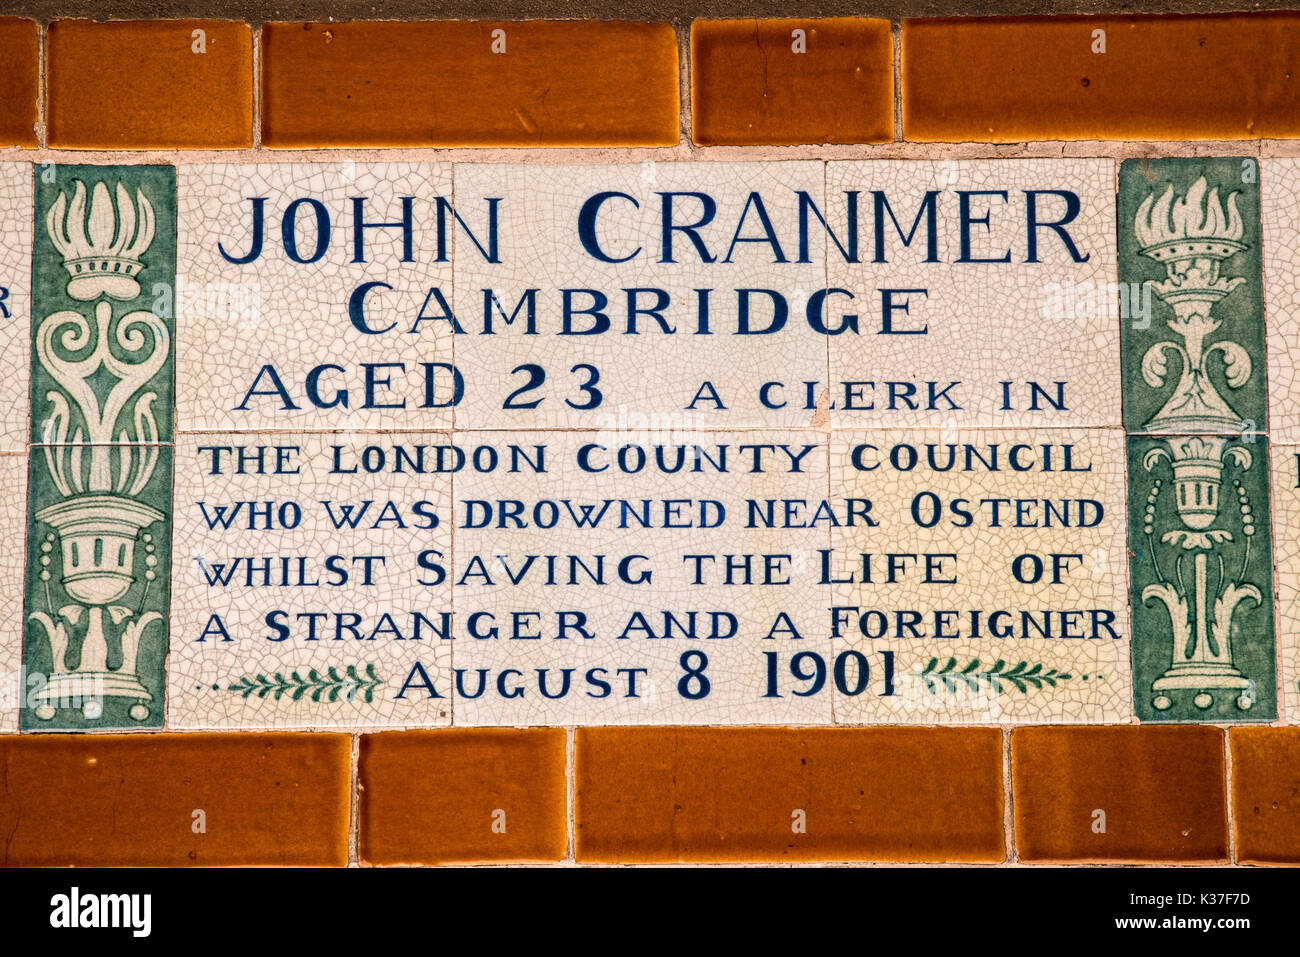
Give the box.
[28,179,166,722]
[1134,176,1260,712]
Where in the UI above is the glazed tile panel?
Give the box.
[4,156,1300,731]
[24,165,175,731]
[0,163,31,447]
[452,429,832,726]
[1119,158,1276,723]
[177,163,456,432]
[0,163,29,732]
[0,456,25,731]
[451,161,829,431]
[901,14,1300,142]
[167,432,454,729]
[828,429,1131,724]
[825,159,1119,429]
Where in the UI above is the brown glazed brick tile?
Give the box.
[1013,726,1227,862]
[261,21,679,147]
[47,19,253,149]
[575,727,1004,863]
[359,729,567,865]
[1230,728,1300,865]
[0,19,37,147]
[691,17,893,145]
[0,734,350,866]
[903,13,1300,142]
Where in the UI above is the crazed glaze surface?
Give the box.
[1,155,1290,733]
[2,9,1300,869]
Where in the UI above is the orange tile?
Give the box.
[0,19,37,147]
[691,17,893,145]
[359,729,567,865]
[47,19,253,149]
[575,727,1004,863]
[1231,728,1300,864]
[0,734,350,866]
[261,21,679,147]
[903,13,1300,142]
[1012,726,1227,862]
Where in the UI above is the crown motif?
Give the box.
[47,180,155,301]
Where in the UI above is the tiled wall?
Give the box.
[2,13,1300,867]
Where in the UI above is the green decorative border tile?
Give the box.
[22,447,173,730]
[30,164,176,446]
[1120,157,1276,723]
[22,164,176,731]
[1127,433,1276,722]
[1118,157,1266,436]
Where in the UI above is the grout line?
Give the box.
[677,21,692,150]
[1223,729,1237,865]
[12,142,1300,163]
[891,19,902,143]
[566,727,577,863]
[35,21,46,149]
[251,22,262,149]
[1251,148,1286,731]
[348,732,360,866]
[1003,727,1017,864]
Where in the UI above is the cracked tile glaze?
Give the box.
[0,161,29,731]
[168,432,453,729]
[827,429,1131,723]
[177,163,455,432]
[165,158,1147,728]
[826,159,1119,429]
[0,455,25,731]
[25,165,176,732]
[1120,158,1276,723]
[453,429,832,726]
[24,446,173,731]
[1120,157,1265,436]
[1263,158,1300,445]
[0,163,30,449]
[451,161,829,430]
[1269,444,1300,723]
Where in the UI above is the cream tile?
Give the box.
[1270,444,1300,722]
[451,162,829,430]
[826,159,1119,429]
[1264,158,1300,444]
[453,429,832,725]
[176,163,455,432]
[0,163,30,450]
[167,433,453,728]
[828,428,1131,723]
[0,454,25,730]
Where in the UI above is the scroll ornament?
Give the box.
[1134,177,1261,712]
[28,180,167,722]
